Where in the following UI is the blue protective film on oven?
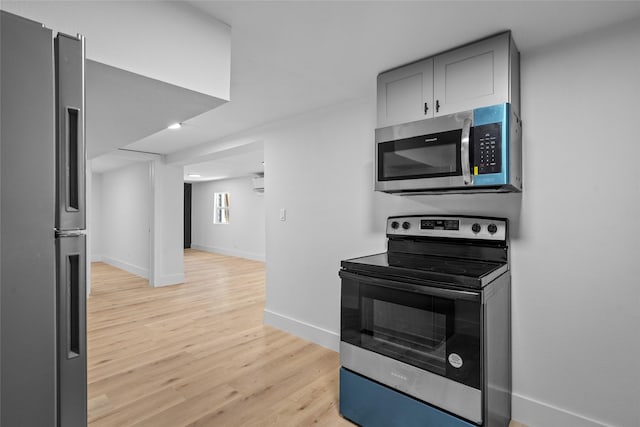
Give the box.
[339,368,476,427]
[473,103,510,186]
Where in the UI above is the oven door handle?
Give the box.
[339,270,481,301]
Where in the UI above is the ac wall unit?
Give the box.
[252,176,264,194]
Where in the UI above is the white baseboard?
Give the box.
[263,309,339,352]
[191,243,265,262]
[91,254,103,262]
[101,255,148,279]
[513,393,607,427]
[151,273,185,288]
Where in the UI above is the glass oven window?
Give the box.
[363,299,450,374]
[378,129,462,181]
[341,275,481,389]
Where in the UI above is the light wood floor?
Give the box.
[88,249,525,427]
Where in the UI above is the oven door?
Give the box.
[340,269,483,423]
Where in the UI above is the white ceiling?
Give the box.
[94,1,640,179]
[91,149,157,174]
[184,140,264,182]
[184,150,264,183]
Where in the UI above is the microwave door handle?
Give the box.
[461,118,473,185]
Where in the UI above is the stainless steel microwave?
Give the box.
[375,103,522,194]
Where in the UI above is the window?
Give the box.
[213,192,230,224]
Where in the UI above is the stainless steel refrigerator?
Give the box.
[1,10,87,427]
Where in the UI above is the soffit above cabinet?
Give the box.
[1,1,230,99]
[86,61,226,159]
[1,1,231,159]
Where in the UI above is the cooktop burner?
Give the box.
[341,252,507,288]
[389,252,499,276]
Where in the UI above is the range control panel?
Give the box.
[387,216,507,241]
[473,123,502,175]
[420,219,459,231]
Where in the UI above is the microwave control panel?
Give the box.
[473,123,502,175]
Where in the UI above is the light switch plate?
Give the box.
[279,208,286,221]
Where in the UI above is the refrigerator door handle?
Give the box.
[56,233,87,426]
[55,33,85,231]
[65,253,81,358]
[57,235,85,359]
[66,107,80,212]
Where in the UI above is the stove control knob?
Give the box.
[402,221,411,230]
[391,221,400,230]
[488,224,498,234]
[472,223,481,233]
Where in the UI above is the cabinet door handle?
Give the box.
[424,102,429,115]
[436,100,440,113]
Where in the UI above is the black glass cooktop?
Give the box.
[341,252,507,288]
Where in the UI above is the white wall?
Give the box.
[90,172,103,262]
[510,20,640,427]
[262,100,384,350]
[149,159,185,287]
[90,159,184,287]
[191,177,265,261]
[100,162,151,278]
[205,18,640,427]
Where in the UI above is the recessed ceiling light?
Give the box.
[188,174,201,178]
[168,123,182,130]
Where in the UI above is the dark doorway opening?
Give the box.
[184,183,192,248]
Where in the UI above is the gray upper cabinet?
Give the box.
[433,32,510,116]
[377,57,433,128]
[377,32,519,128]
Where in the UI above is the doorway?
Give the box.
[184,183,192,249]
